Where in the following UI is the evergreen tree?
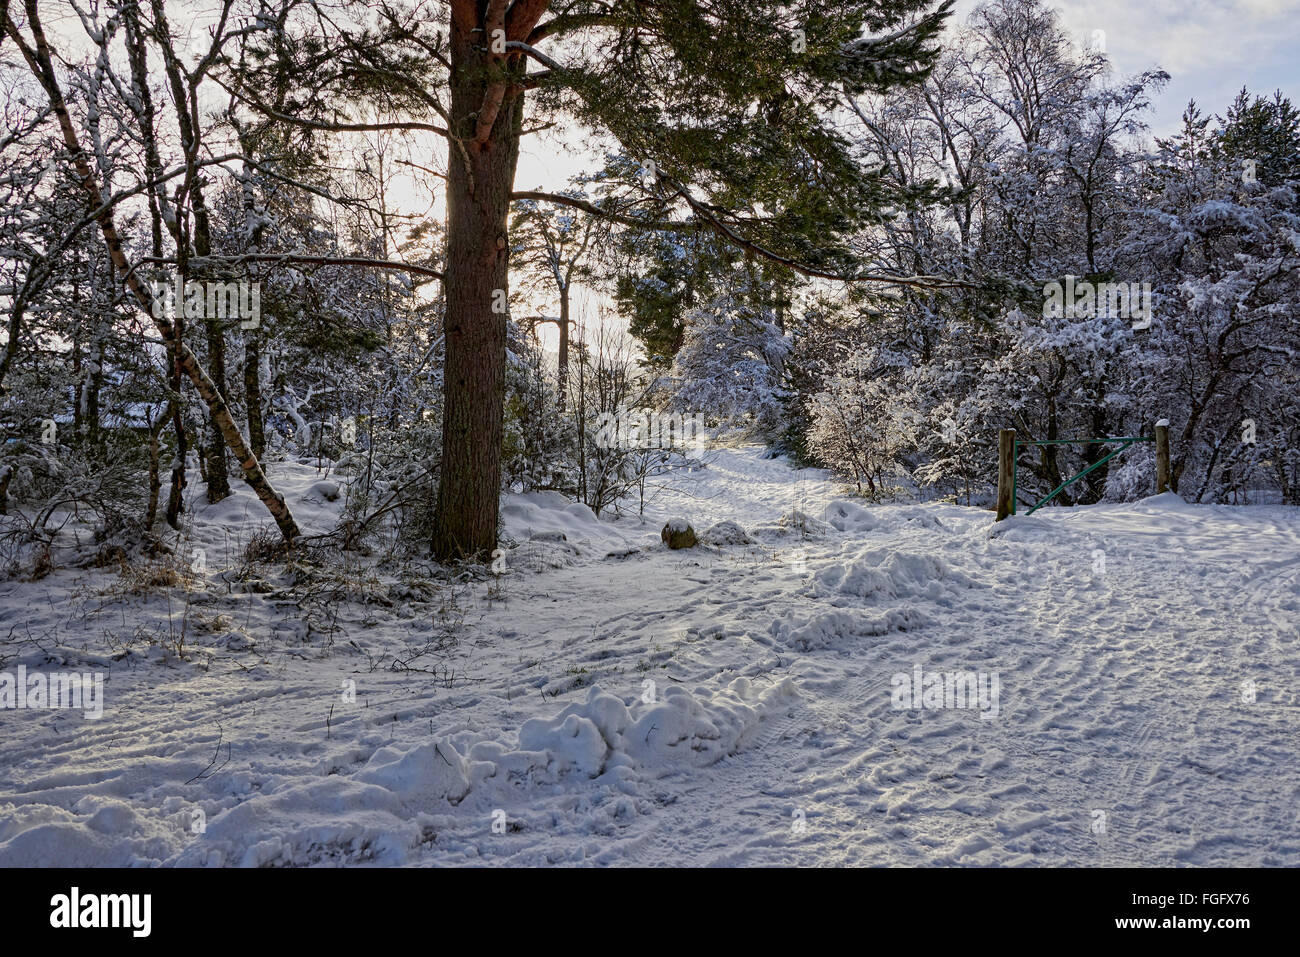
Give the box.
[229,0,956,560]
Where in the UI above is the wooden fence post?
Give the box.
[996,429,1016,520]
[1155,419,1171,494]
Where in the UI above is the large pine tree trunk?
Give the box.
[430,6,528,562]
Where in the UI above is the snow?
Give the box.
[1,445,1298,865]
[699,520,751,546]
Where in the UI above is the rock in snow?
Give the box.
[661,518,698,548]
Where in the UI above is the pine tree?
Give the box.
[229,0,956,560]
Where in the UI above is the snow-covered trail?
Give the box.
[0,447,1297,866]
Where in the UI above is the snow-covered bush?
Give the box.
[670,293,791,438]
[805,350,920,500]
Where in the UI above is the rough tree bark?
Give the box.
[431,0,547,561]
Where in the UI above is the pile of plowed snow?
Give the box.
[165,676,799,866]
[768,545,978,651]
[811,547,970,603]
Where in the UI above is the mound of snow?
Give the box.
[518,704,623,778]
[771,607,932,651]
[355,739,472,808]
[433,679,799,791]
[821,500,881,532]
[812,547,968,602]
[700,520,752,546]
[750,509,833,541]
[170,777,421,867]
[500,491,631,555]
[626,678,799,770]
[0,801,166,867]
[308,480,342,502]
[182,459,351,538]
[499,537,582,573]
[780,509,832,535]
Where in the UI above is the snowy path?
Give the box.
[1,447,1297,866]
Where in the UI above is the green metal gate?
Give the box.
[1013,435,1153,515]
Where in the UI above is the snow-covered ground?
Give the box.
[1,445,1297,866]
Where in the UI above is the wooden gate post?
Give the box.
[1155,419,1171,494]
[996,429,1016,520]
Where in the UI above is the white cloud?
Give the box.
[947,0,1300,133]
